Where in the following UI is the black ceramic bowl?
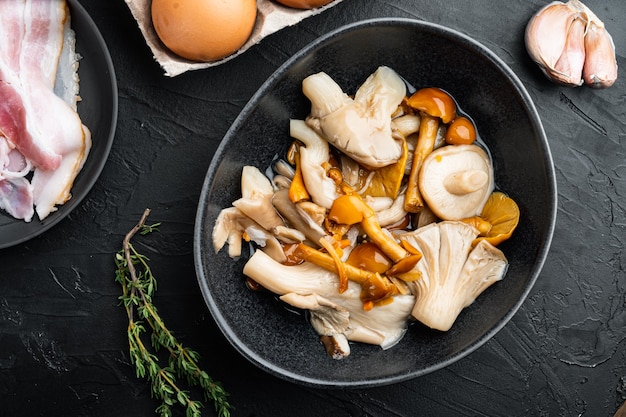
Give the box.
[0,0,117,249]
[194,18,557,388]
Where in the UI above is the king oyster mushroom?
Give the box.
[303,66,407,169]
[243,249,416,354]
[400,221,508,331]
[418,144,494,221]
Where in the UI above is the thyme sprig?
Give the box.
[115,208,232,417]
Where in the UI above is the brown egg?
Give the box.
[274,0,335,9]
[151,0,257,62]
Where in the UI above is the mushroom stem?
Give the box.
[288,149,310,203]
[294,243,401,302]
[404,113,438,213]
[443,170,488,195]
[302,72,349,118]
[329,194,409,262]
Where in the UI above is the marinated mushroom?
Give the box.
[212,66,521,359]
[303,66,406,168]
[418,144,494,220]
[232,165,285,231]
[244,249,416,351]
[279,292,352,359]
[406,87,457,124]
[271,188,327,246]
[401,221,508,331]
[445,116,477,145]
[289,119,340,209]
[212,207,287,263]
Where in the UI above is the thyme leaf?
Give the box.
[115,208,232,417]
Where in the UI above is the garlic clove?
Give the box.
[525,0,618,88]
[551,16,586,86]
[525,2,578,72]
[582,21,618,88]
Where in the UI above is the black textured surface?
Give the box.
[1,0,625,416]
[195,18,556,388]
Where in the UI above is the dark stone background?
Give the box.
[1,0,624,416]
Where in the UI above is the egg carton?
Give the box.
[125,0,344,77]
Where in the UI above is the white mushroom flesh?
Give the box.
[401,221,508,331]
[212,207,287,263]
[210,66,520,359]
[289,119,340,209]
[232,165,285,231]
[244,250,415,349]
[303,66,406,168]
[419,144,494,220]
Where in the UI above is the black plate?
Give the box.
[0,0,117,249]
[194,18,557,388]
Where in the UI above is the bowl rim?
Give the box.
[194,17,558,388]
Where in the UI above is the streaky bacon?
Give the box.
[0,79,62,171]
[0,0,91,221]
[0,0,62,171]
[26,0,91,219]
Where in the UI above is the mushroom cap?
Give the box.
[418,144,494,220]
[400,221,508,331]
[304,66,407,169]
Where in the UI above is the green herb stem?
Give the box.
[116,208,232,417]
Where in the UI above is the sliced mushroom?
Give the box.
[418,144,494,221]
[279,292,350,336]
[303,66,406,168]
[391,113,421,138]
[296,201,326,227]
[272,225,306,244]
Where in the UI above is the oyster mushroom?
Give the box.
[212,207,286,263]
[375,192,408,227]
[289,119,340,209]
[232,165,285,231]
[243,250,415,353]
[271,188,327,246]
[418,144,494,221]
[279,292,352,359]
[401,221,508,331]
[303,66,406,168]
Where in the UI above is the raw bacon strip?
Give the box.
[0,79,62,171]
[32,125,91,220]
[24,0,91,219]
[0,0,91,220]
[22,0,68,87]
[0,1,25,73]
[0,177,34,222]
[0,0,62,171]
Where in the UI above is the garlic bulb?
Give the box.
[525,0,618,88]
